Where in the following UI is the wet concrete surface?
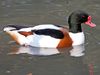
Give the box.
[0,0,100,75]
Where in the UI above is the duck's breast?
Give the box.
[69,32,85,46]
[57,28,73,48]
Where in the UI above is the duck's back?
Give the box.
[4,24,73,48]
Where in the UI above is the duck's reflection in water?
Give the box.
[10,46,60,56]
[70,44,85,57]
[9,44,85,57]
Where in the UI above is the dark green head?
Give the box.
[68,10,96,33]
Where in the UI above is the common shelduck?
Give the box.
[3,10,96,48]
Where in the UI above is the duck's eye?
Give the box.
[82,16,85,18]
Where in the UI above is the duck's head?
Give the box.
[68,10,96,33]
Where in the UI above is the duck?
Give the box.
[3,10,96,48]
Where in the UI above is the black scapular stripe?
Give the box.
[32,29,64,39]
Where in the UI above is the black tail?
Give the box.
[6,25,29,30]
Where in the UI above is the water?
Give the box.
[0,0,100,75]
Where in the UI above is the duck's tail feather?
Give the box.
[3,25,30,45]
[3,25,29,31]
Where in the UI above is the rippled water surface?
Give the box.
[0,0,100,75]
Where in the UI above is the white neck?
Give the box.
[69,32,85,46]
